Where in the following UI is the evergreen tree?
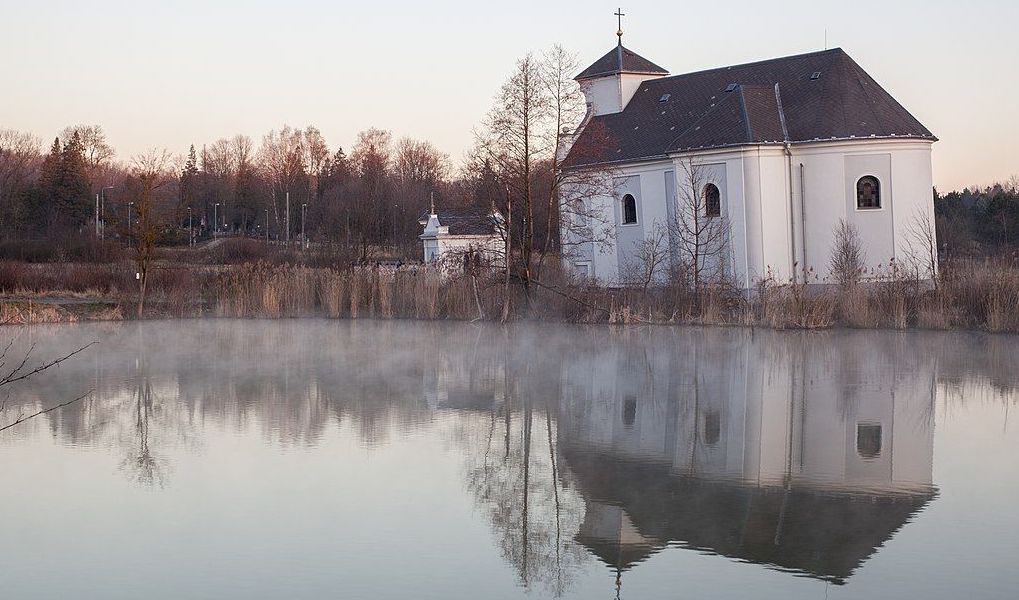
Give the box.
[234,160,259,231]
[180,144,199,212]
[57,131,91,226]
[32,137,63,230]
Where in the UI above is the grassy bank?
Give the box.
[3,251,1019,333]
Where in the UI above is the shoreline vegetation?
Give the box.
[3,239,1019,334]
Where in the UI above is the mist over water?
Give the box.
[1,320,1017,599]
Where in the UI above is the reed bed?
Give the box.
[5,256,1019,333]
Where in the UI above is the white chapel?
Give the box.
[561,25,937,288]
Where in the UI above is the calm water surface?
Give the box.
[1,320,1017,599]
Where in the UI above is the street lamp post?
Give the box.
[100,186,114,240]
[128,202,134,243]
[301,203,307,250]
[285,191,290,244]
[188,207,193,247]
[393,203,398,249]
[214,203,220,236]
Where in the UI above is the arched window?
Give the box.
[702,410,721,446]
[571,198,588,227]
[704,184,721,218]
[622,395,637,427]
[621,194,638,225]
[856,423,882,459]
[857,176,881,209]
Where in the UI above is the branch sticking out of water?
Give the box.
[1,341,97,388]
[0,390,94,433]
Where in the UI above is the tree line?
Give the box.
[1,45,600,269]
[935,178,1019,257]
[0,124,496,257]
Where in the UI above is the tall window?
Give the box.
[702,410,721,446]
[704,184,721,218]
[857,176,881,209]
[857,423,882,459]
[571,198,588,227]
[622,194,638,224]
[622,395,637,427]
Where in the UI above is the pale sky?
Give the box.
[2,0,1016,191]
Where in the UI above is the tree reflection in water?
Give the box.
[3,321,1018,597]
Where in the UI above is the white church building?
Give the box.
[420,204,505,269]
[561,33,938,288]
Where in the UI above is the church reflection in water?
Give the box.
[6,321,944,595]
[554,329,937,586]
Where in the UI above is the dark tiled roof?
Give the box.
[565,447,935,582]
[420,207,502,236]
[566,48,936,167]
[575,44,669,80]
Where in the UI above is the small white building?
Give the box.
[561,33,938,288]
[419,205,505,270]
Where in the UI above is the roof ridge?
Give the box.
[665,91,748,151]
[576,44,670,80]
[774,83,790,142]
[649,48,845,85]
[737,86,754,141]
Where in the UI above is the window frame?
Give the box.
[702,409,721,446]
[572,260,592,280]
[704,183,722,218]
[856,422,883,460]
[855,175,883,211]
[620,193,639,226]
[622,394,637,427]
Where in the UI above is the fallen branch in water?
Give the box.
[0,390,94,433]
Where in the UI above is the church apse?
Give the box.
[556,328,937,584]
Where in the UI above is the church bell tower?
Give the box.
[575,9,669,116]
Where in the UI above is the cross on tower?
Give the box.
[614,8,625,38]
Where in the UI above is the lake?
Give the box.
[1,320,1017,599]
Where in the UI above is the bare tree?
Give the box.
[1006,174,1019,195]
[0,333,96,433]
[829,219,867,288]
[477,53,549,302]
[303,126,330,184]
[129,149,175,317]
[621,221,671,292]
[394,138,449,187]
[536,45,586,272]
[904,208,939,288]
[0,129,42,229]
[60,124,114,184]
[556,161,619,263]
[670,159,731,294]
[258,126,308,235]
[348,128,394,261]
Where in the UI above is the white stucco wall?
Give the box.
[557,330,935,494]
[562,138,935,288]
[422,234,504,270]
[794,139,936,281]
[580,73,666,116]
